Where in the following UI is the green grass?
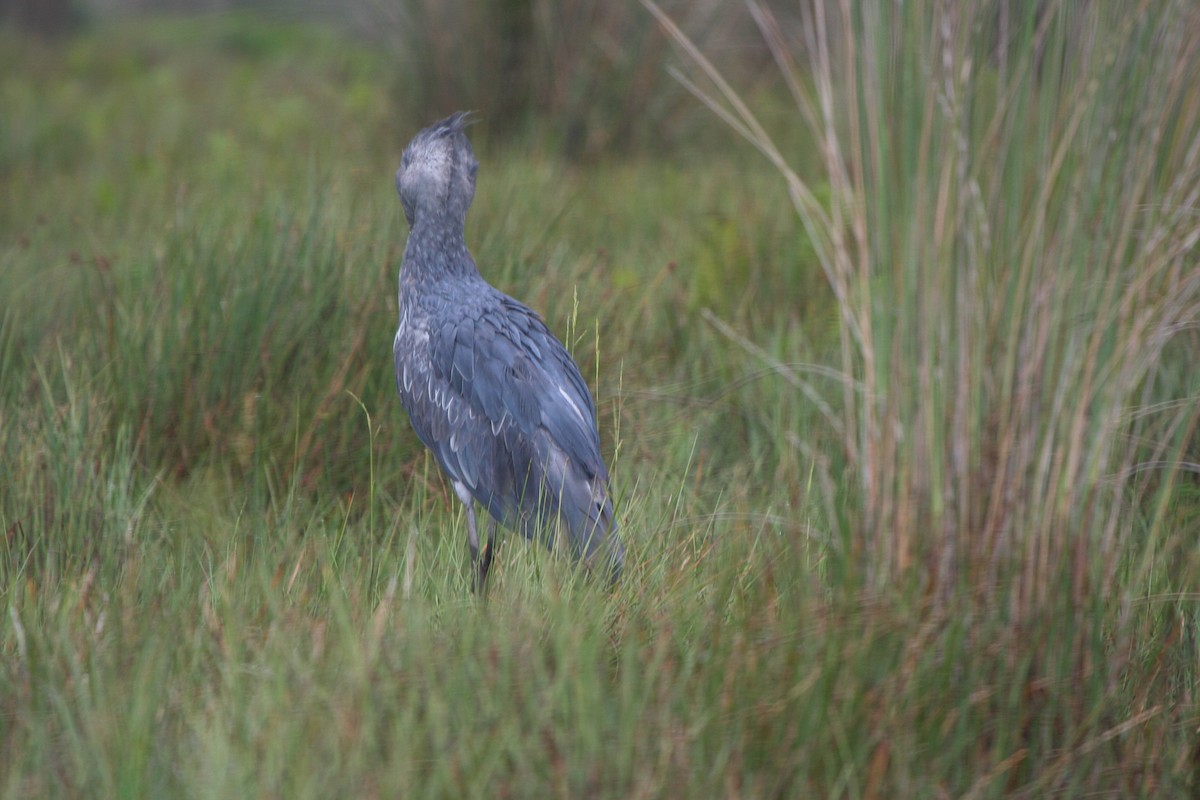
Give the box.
[3,4,1200,797]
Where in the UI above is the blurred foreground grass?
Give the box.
[2,9,1199,797]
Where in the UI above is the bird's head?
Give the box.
[395,111,479,229]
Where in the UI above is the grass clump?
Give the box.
[649,0,1200,792]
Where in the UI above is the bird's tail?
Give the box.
[538,450,624,583]
[566,477,623,584]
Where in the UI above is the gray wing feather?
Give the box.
[396,292,614,554]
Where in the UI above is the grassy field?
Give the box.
[3,3,1200,796]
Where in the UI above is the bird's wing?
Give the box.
[429,294,608,484]
[395,316,497,499]
[398,291,616,557]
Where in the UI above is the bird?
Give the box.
[392,112,624,590]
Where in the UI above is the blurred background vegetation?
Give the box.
[2,0,1200,796]
[0,0,793,157]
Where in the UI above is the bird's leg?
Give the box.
[464,502,481,564]
[462,501,494,594]
[454,482,489,592]
[476,518,498,590]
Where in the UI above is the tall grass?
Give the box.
[647,0,1200,790]
[656,0,1200,588]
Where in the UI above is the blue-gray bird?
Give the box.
[392,112,623,589]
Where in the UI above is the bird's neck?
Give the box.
[400,216,478,284]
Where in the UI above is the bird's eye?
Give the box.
[401,151,412,169]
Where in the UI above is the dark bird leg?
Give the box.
[463,502,486,593]
[461,499,498,593]
[454,481,490,593]
[475,518,498,592]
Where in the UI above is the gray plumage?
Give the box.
[392,112,623,588]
